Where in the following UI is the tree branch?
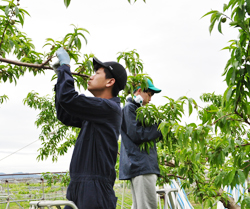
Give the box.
[211,113,234,125]
[164,160,176,167]
[40,55,54,67]
[234,110,250,125]
[242,162,250,170]
[235,143,250,148]
[0,57,89,78]
[160,174,186,180]
[217,188,241,209]
[166,174,186,179]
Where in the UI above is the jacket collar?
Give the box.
[127,97,141,108]
[110,96,121,105]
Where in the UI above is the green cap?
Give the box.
[137,79,161,93]
[147,79,161,93]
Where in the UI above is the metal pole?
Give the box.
[6,181,9,209]
[41,178,45,200]
[121,181,125,209]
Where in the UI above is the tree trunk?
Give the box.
[218,188,240,209]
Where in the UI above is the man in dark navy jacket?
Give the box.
[119,79,161,209]
[54,48,127,209]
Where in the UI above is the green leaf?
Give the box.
[214,173,222,187]
[226,86,233,101]
[235,47,242,62]
[237,7,245,21]
[64,0,71,8]
[227,169,236,185]
[5,5,9,16]
[246,65,250,76]
[223,4,228,12]
[195,153,201,161]
[201,10,217,19]
[15,6,19,16]
[238,170,245,184]
[229,21,238,27]
[225,67,234,85]
[231,68,236,85]
[209,18,217,34]
[19,8,30,16]
[188,98,193,116]
[246,0,250,15]
[218,19,222,34]
[17,13,24,26]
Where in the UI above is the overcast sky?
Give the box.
[0,0,238,174]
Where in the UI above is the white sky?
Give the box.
[0,0,238,174]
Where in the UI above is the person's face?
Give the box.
[87,68,109,94]
[139,90,154,105]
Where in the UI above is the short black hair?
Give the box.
[94,64,120,97]
[104,68,120,97]
[143,88,155,96]
[134,88,155,96]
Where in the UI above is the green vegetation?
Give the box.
[0,180,210,209]
[0,179,67,209]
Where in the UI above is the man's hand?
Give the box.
[56,47,70,66]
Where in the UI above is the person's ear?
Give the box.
[106,78,115,88]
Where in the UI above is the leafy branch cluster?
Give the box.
[42,171,70,187]
[23,92,80,162]
[138,91,250,207]
[0,94,8,104]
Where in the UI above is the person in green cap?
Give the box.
[119,78,162,209]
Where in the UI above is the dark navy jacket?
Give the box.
[119,97,161,180]
[55,65,121,187]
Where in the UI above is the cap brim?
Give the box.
[148,87,161,93]
[93,57,108,70]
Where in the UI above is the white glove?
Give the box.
[56,47,70,66]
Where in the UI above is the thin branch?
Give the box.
[159,174,186,180]
[222,14,233,22]
[40,55,54,67]
[235,143,250,148]
[166,174,186,179]
[164,160,176,167]
[235,110,250,125]
[226,118,243,122]
[197,105,210,112]
[242,162,250,170]
[71,71,89,78]
[0,57,89,78]
[211,113,234,125]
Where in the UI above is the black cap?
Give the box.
[93,57,127,91]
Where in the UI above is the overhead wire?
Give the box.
[0,139,39,162]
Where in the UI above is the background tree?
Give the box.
[135,1,250,208]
